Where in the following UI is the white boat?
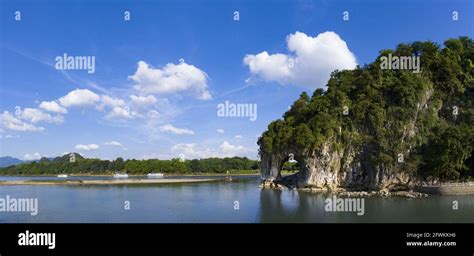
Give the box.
[147,173,164,179]
[113,173,129,179]
[57,174,68,178]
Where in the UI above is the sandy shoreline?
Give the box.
[0,178,221,186]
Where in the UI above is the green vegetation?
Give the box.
[282,161,299,172]
[0,153,259,175]
[258,37,474,181]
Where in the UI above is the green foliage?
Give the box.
[419,124,474,180]
[0,154,259,175]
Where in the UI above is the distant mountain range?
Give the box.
[0,154,83,168]
[0,156,25,168]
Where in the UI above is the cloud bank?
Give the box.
[129,60,211,100]
[244,31,357,89]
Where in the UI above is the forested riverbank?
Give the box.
[0,153,260,175]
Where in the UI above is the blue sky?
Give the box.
[1,0,473,161]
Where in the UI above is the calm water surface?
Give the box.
[0,176,472,223]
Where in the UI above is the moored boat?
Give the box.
[147,173,164,179]
[113,173,129,179]
[224,171,232,182]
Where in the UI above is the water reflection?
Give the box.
[0,177,473,223]
[259,188,327,223]
[258,188,474,223]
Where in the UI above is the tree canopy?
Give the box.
[0,154,259,175]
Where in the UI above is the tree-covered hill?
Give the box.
[259,37,474,189]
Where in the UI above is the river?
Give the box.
[0,175,473,223]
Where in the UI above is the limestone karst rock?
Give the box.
[258,37,474,191]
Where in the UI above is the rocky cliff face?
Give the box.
[259,72,434,192]
[260,141,419,191]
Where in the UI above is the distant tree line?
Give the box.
[0,153,260,175]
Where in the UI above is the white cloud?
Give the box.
[129,60,212,100]
[171,143,215,159]
[171,141,254,159]
[104,141,122,147]
[15,107,63,124]
[0,134,19,139]
[2,88,140,132]
[24,153,42,161]
[159,123,195,135]
[51,89,124,112]
[147,110,160,119]
[105,106,137,119]
[244,31,357,89]
[244,52,292,83]
[97,95,125,110]
[219,141,250,155]
[58,89,100,107]
[130,95,157,106]
[39,101,67,114]
[75,144,100,151]
[104,140,127,150]
[41,89,148,121]
[234,135,243,139]
[0,111,44,132]
[50,89,143,121]
[217,129,224,134]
